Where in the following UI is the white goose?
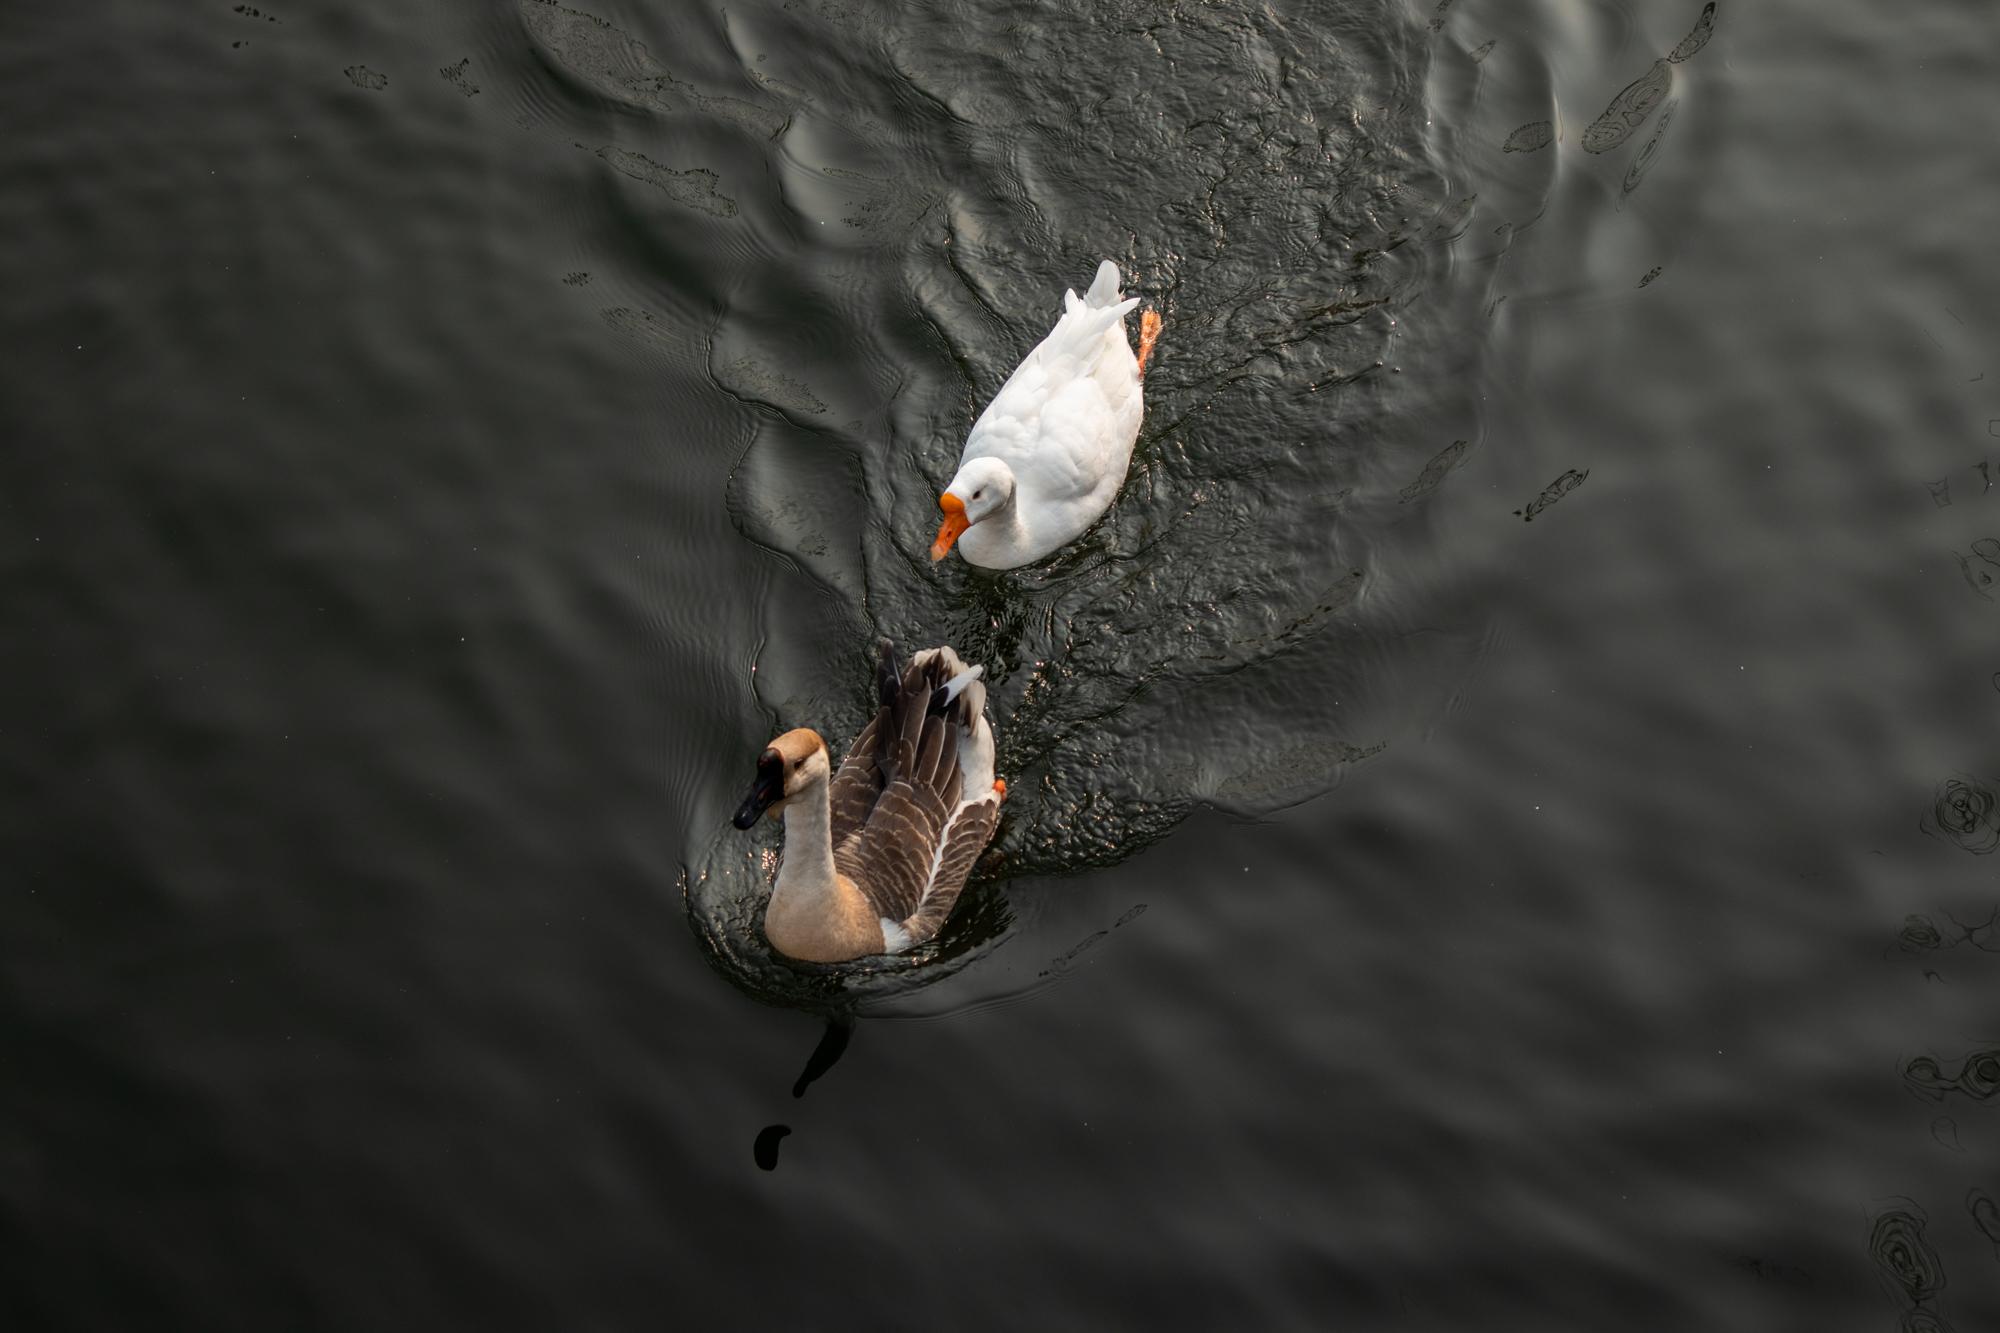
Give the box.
[931,260,1162,570]
[732,643,1005,963]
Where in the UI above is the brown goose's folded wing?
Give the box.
[834,703,962,925]
[899,795,1002,947]
[828,642,922,853]
[828,708,886,853]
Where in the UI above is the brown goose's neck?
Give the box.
[775,778,834,896]
[765,779,882,962]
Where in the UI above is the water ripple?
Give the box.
[1869,1203,1946,1305]
[1922,776,2000,854]
[1901,1049,2000,1102]
[680,0,1498,1006]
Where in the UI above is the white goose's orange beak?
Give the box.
[930,492,970,562]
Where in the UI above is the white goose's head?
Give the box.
[731,728,830,828]
[931,458,1016,562]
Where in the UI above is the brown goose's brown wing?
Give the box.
[828,708,886,853]
[834,701,962,925]
[827,642,923,853]
[899,794,1002,946]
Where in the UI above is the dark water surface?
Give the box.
[6,0,2000,1326]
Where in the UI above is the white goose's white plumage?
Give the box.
[931,260,1161,570]
[732,643,1005,964]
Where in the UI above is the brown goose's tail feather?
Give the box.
[874,638,902,708]
[829,638,910,851]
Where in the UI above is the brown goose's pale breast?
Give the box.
[765,871,887,963]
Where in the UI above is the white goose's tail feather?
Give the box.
[1084,258,1123,307]
[1065,295,1141,341]
[1049,263,1140,375]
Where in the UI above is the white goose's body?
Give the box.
[733,644,1004,964]
[932,261,1161,570]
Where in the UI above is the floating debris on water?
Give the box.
[1669,2,1719,63]
[717,356,827,416]
[595,145,737,217]
[1622,100,1679,201]
[1502,121,1554,153]
[439,57,480,97]
[1583,60,1670,153]
[1400,439,1471,502]
[1515,468,1588,521]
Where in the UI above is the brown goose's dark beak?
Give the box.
[733,749,784,829]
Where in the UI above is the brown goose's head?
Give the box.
[732,728,829,828]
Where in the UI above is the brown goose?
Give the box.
[732,643,1005,963]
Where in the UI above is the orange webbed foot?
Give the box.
[1136,309,1163,378]
[993,778,1008,802]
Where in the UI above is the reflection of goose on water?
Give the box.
[733,643,1006,963]
[931,260,1162,570]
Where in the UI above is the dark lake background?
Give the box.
[6,0,2000,1327]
